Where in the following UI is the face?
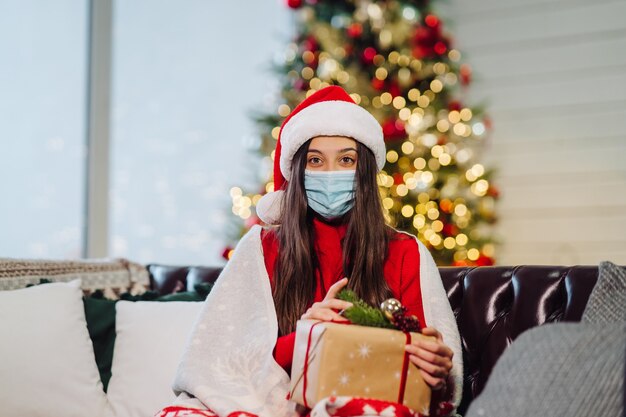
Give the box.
[306,136,358,171]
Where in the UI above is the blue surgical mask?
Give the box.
[304,170,356,219]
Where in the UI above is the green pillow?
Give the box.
[83,297,117,390]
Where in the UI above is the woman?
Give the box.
[158,86,462,417]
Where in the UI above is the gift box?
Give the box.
[289,319,433,415]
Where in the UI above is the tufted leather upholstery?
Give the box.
[148,264,222,294]
[438,266,598,413]
[147,264,599,414]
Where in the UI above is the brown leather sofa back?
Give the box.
[147,264,599,414]
[438,266,598,413]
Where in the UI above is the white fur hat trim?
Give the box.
[279,100,384,181]
[255,190,284,225]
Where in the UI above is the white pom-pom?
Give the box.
[255,190,284,225]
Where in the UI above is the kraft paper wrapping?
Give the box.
[289,319,433,415]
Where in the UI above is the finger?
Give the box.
[405,345,453,370]
[421,327,443,342]
[319,299,353,311]
[409,354,449,378]
[413,339,454,359]
[300,308,313,320]
[324,277,349,300]
[418,368,446,390]
[305,308,347,322]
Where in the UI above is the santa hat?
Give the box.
[256,86,385,224]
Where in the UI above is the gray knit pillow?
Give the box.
[465,322,625,417]
[582,261,626,324]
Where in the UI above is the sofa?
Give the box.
[148,264,609,416]
[0,260,620,417]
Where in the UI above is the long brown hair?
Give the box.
[272,139,393,335]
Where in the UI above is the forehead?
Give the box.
[308,136,357,152]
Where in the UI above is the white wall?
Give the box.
[439,0,626,265]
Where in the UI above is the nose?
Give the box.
[324,161,339,171]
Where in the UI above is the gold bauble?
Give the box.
[380,298,403,320]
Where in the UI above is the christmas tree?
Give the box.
[228,0,498,266]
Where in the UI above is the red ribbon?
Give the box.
[302,321,323,408]
[300,321,412,408]
[397,332,412,404]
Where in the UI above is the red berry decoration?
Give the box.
[392,307,422,333]
[381,299,422,332]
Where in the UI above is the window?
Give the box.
[0,0,89,258]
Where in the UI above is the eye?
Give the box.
[339,155,356,166]
[307,156,323,165]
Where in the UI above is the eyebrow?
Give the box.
[307,147,358,154]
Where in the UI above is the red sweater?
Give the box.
[261,217,426,373]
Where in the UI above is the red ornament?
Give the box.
[388,81,402,98]
[483,116,493,130]
[221,246,234,261]
[371,77,385,91]
[434,41,447,55]
[439,200,454,214]
[487,185,500,198]
[425,14,440,29]
[346,22,363,38]
[460,64,472,86]
[412,16,451,59]
[293,78,308,91]
[476,255,495,266]
[393,173,404,184]
[442,223,459,237]
[303,35,318,52]
[448,100,463,111]
[382,118,406,141]
[362,47,377,64]
[286,0,302,8]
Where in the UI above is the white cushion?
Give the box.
[107,300,203,417]
[0,280,112,417]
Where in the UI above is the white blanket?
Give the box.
[170,225,462,416]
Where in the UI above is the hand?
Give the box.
[405,327,453,390]
[300,278,353,322]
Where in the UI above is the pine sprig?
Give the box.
[337,289,395,329]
